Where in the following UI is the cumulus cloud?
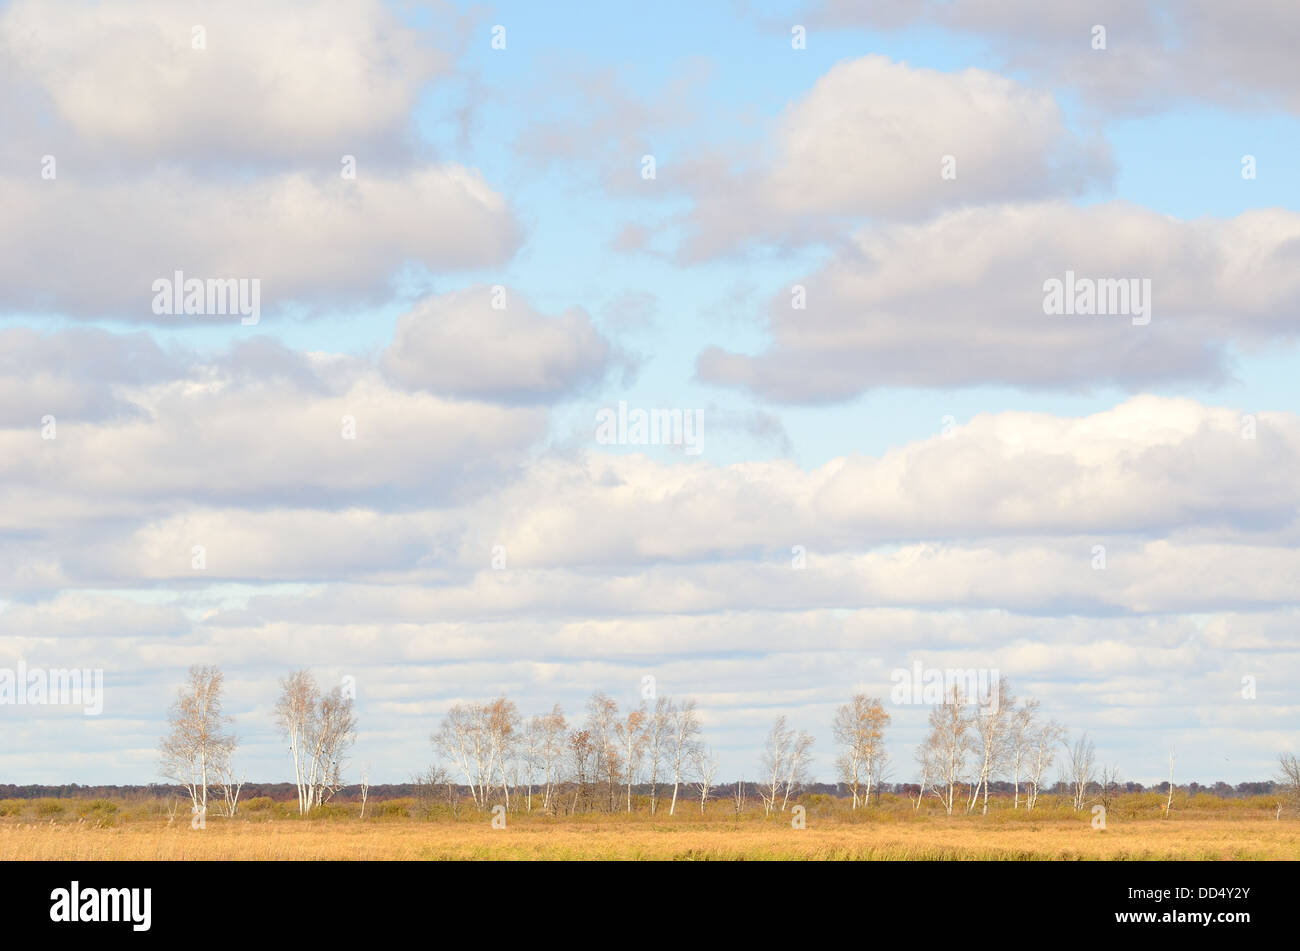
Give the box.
[0,0,449,164]
[809,0,1300,115]
[679,55,1110,257]
[0,167,519,319]
[8,390,1296,595]
[3,3,1296,787]
[0,328,187,424]
[0,0,520,321]
[458,397,1299,571]
[383,286,618,403]
[697,201,1300,399]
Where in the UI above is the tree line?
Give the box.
[156,666,1300,819]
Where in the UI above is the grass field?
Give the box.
[2,794,1297,860]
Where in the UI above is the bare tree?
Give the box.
[644,696,674,815]
[359,763,371,819]
[615,703,648,812]
[585,692,620,812]
[759,716,794,816]
[1009,698,1040,809]
[1163,746,1175,819]
[276,669,316,815]
[159,665,233,819]
[832,694,890,809]
[211,739,245,818]
[781,730,815,811]
[1025,719,1065,812]
[1275,753,1300,816]
[486,697,521,810]
[668,698,701,816]
[691,743,718,814]
[917,686,975,815]
[437,766,462,818]
[537,705,567,814]
[522,716,541,812]
[1097,763,1121,813]
[415,764,460,819]
[567,728,596,814]
[969,676,1014,815]
[275,669,357,815]
[434,702,492,810]
[1063,732,1096,812]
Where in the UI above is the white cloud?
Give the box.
[680,56,1109,256]
[1,0,447,163]
[810,0,1300,115]
[0,167,519,318]
[384,286,617,402]
[697,201,1300,399]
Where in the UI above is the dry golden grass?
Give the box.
[3,812,1297,860]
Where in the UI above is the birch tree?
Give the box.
[1064,732,1096,812]
[644,696,674,815]
[917,686,974,815]
[486,697,521,810]
[275,669,357,815]
[211,739,245,817]
[780,730,814,811]
[615,703,648,812]
[667,698,701,816]
[832,694,890,809]
[306,680,357,810]
[537,705,567,813]
[691,743,718,814]
[969,676,1014,815]
[759,716,794,816]
[1163,746,1175,818]
[567,728,596,814]
[1275,753,1300,815]
[433,702,493,810]
[159,665,233,819]
[522,716,541,811]
[1009,698,1040,809]
[1025,719,1064,812]
[585,692,620,812]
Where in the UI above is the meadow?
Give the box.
[1,792,1295,860]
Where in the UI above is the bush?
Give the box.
[243,796,274,812]
[35,800,65,817]
[309,803,353,820]
[378,799,413,819]
[76,799,119,818]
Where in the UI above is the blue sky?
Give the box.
[1,0,1298,790]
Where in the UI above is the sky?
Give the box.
[1,0,1298,787]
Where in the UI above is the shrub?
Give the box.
[73,800,119,822]
[378,799,413,819]
[309,803,353,820]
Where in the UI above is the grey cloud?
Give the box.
[383,286,620,403]
[696,201,1300,400]
[809,0,1300,115]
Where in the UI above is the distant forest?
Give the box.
[0,779,1281,802]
